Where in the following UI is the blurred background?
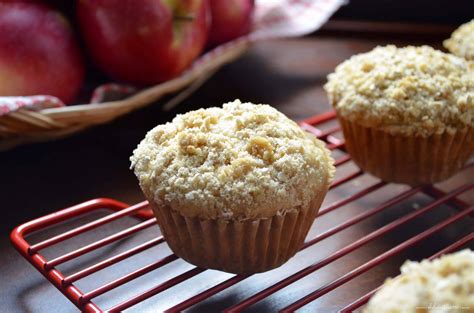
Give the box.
[336,0,473,23]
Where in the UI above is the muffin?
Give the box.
[364,249,474,313]
[325,45,474,185]
[131,100,335,274]
[444,20,474,61]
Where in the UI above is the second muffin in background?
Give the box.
[131,100,335,274]
[444,19,474,61]
[325,45,474,185]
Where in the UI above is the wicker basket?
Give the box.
[0,0,345,151]
[0,40,249,151]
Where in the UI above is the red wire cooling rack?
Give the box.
[11,111,474,312]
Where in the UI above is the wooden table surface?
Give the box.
[1,21,473,312]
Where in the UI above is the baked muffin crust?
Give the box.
[131,100,334,219]
[325,45,474,136]
[444,20,474,60]
[364,249,474,313]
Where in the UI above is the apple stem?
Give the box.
[174,14,195,22]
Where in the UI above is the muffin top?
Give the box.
[364,249,474,313]
[325,45,474,136]
[131,100,334,219]
[444,20,474,60]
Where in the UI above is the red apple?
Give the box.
[0,2,84,103]
[77,0,210,85]
[208,0,254,47]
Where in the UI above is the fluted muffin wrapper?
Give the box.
[149,189,328,275]
[338,115,474,185]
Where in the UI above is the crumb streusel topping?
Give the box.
[131,100,335,219]
[444,20,474,60]
[325,45,474,136]
[364,249,474,313]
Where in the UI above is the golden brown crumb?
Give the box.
[325,45,474,136]
[444,20,474,60]
[131,100,335,219]
[364,249,474,313]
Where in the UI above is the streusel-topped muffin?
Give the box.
[364,249,474,313]
[444,20,474,61]
[131,100,334,274]
[325,45,473,185]
[325,45,473,136]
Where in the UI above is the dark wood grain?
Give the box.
[1,21,472,313]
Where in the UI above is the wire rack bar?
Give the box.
[164,275,247,313]
[334,155,351,167]
[327,135,343,145]
[63,236,164,285]
[318,181,386,216]
[422,185,472,212]
[327,140,345,150]
[301,110,337,125]
[330,170,363,189]
[222,183,473,312]
[45,218,156,270]
[300,123,341,138]
[80,254,179,303]
[428,233,473,259]
[30,201,148,253]
[107,267,207,312]
[281,205,474,312]
[302,186,421,249]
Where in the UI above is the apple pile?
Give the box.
[0,0,255,104]
[0,2,84,104]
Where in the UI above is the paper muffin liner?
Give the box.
[338,115,474,185]
[149,189,328,275]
